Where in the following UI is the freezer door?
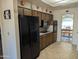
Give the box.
[28,16,40,59]
[18,15,32,59]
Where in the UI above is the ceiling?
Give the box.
[20,0,78,10]
[24,0,54,10]
[41,0,78,7]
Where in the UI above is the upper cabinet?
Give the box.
[18,7,53,25]
[18,7,24,15]
[24,8,32,16]
[50,14,53,21]
[18,7,32,16]
[45,14,50,21]
[41,13,46,20]
[48,14,53,25]
[41,13,53,21]
[37,11,42,20]
[32,10,38,16]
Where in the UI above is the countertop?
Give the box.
[40,31,53,36]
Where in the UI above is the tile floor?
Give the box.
[37,41,77,59]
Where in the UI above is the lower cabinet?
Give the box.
[40,35,46,50]
[40,32,56,50]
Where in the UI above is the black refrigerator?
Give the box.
[18,15,40,59]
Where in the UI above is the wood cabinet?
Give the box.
[18,7,53,28]
[48,14,53,25]
[48,33,53,44]
[40,35,46,50]
[18,7,24,15]
[41,13,46,20]
[40,32,56,50]
[37,12,42,20]
[45,14,49,21]
[32,10,42,20]
[32,10,38,16]
[53,33,57,42]
[24,9,32,16]
[50,14,53,21]
[37,12,42,26]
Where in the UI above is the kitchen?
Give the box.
[18,2,57,58]
[0,0,78,59]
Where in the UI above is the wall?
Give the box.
[0,2,1,27]
[53,7,78,45]
[1,0,20,59]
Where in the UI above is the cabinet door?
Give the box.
[40,35,46,50]
[41,13,46,20]
[40,36,43,50]
[50,33,53,43]
[47,34,50,46]
[32,10,38,16]
[50,15,53,21]
[24,9,32,16]
[47,14,53,25]
[43,35,47,48]
[53,33,57,42]
[18,7,24,15]
[45,14,49,21]
[46,33,53,45]
[38,12,42,27]
[38,12,42,20]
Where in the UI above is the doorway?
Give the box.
[0,4,3,59]
[61,13,73,42]
[0,29,3,59]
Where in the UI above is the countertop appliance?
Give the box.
[18,15,40,59]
